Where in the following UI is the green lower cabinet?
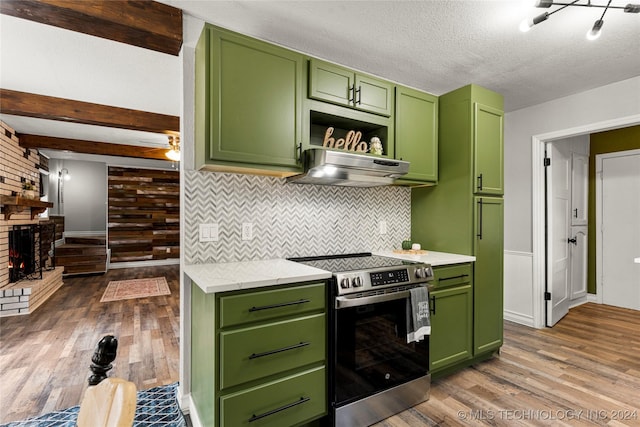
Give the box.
[429,284,473,372]
[220,313,326,389]
[190,280,328,427]
[220,366,326,427]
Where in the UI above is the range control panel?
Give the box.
[335,264,433,295]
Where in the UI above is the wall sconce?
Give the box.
[165,134,180,161]
[520,0,640,40]
[57,167,70,207]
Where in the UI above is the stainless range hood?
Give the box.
[287,148,410,187]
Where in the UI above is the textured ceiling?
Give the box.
[1,0,638,153]
[167,0,640,112]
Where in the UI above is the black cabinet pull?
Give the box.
[574,208,578,218]
[348,84,355,103]
[438,274,469,282]
[248,299,310,312]
[430,296,436,315]
[296,143,302,163]
[249,341,310,360]
[477,173,483,191]
[567,237,577,245]
[249,397,310,422]
[356,85,362,105]
[477,198,483,240]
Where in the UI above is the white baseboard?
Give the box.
[63,230,106,237]
[108,258,179,269]
[504,310,535,327]
[185,394,203,427]
[587,293,598,303]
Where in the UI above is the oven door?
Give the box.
[333,290,430,407]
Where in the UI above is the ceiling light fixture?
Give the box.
[165,134,180,161]
[520,0,640,39]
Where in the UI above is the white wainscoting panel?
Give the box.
[504,250,535,327]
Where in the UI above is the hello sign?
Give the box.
[322,127,368,152]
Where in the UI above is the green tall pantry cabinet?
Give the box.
[412,84,504,372]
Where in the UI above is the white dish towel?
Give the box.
[407,286,431,343]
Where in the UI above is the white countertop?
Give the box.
[184,258,332,294]
[185,250,474,294]
[374,250,476,266]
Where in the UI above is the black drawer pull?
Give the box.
[249,341,310,360]
[248,299,310,312]
[438,274,469,282]
[249,397,310,422]
[430,296,436,315]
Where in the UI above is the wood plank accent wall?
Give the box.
[107,167,179,263]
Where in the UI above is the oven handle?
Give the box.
[335,290,411,309]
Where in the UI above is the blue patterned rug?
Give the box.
[0,382,185,427]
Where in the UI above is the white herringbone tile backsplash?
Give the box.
[184,171,411,264]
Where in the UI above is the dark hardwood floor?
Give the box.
[0,265,180,424]
[373,303,640,426]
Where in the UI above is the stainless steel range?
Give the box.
[289,253,434,427]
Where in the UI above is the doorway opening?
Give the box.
[531,114,640,328]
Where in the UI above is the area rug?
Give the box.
[0,382,186,427]
[100,277,170,302]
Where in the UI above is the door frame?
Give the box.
[595,148,640,305]
[531,114,640,328]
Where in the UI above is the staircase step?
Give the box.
[63,264,107,275]
[56,244,106,256]
[55,254,108,266]
[64,236,107,245]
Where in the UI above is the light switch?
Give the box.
[242,223,253,241]
[199,223,218,242]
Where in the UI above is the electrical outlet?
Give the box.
[199,223,219,242]
[379,220,387,235]
[242,223,253,241]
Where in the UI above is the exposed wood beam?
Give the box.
[0,89,180,134]
[19,134,172,161]
[0,0,182,56]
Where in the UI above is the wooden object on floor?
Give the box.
[89,335,118,386]
[0,265,180,423]
[76,378,137,427]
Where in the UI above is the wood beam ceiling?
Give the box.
[18,134,172,161]
[0,89,180,134]
[0,0,183,56]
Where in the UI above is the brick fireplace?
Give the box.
[0,120,63,316]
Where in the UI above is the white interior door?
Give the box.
[599,150,640,310]
[546,142,572,326]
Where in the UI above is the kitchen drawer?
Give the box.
[220,313,326,389]
[219,282,326,328]
[220,365,326,427]
[432,264,472,288]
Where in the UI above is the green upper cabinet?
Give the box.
[309,59,393,117]
[195,24,303,175]
[395,86,438,183]
[474,103,504,195]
